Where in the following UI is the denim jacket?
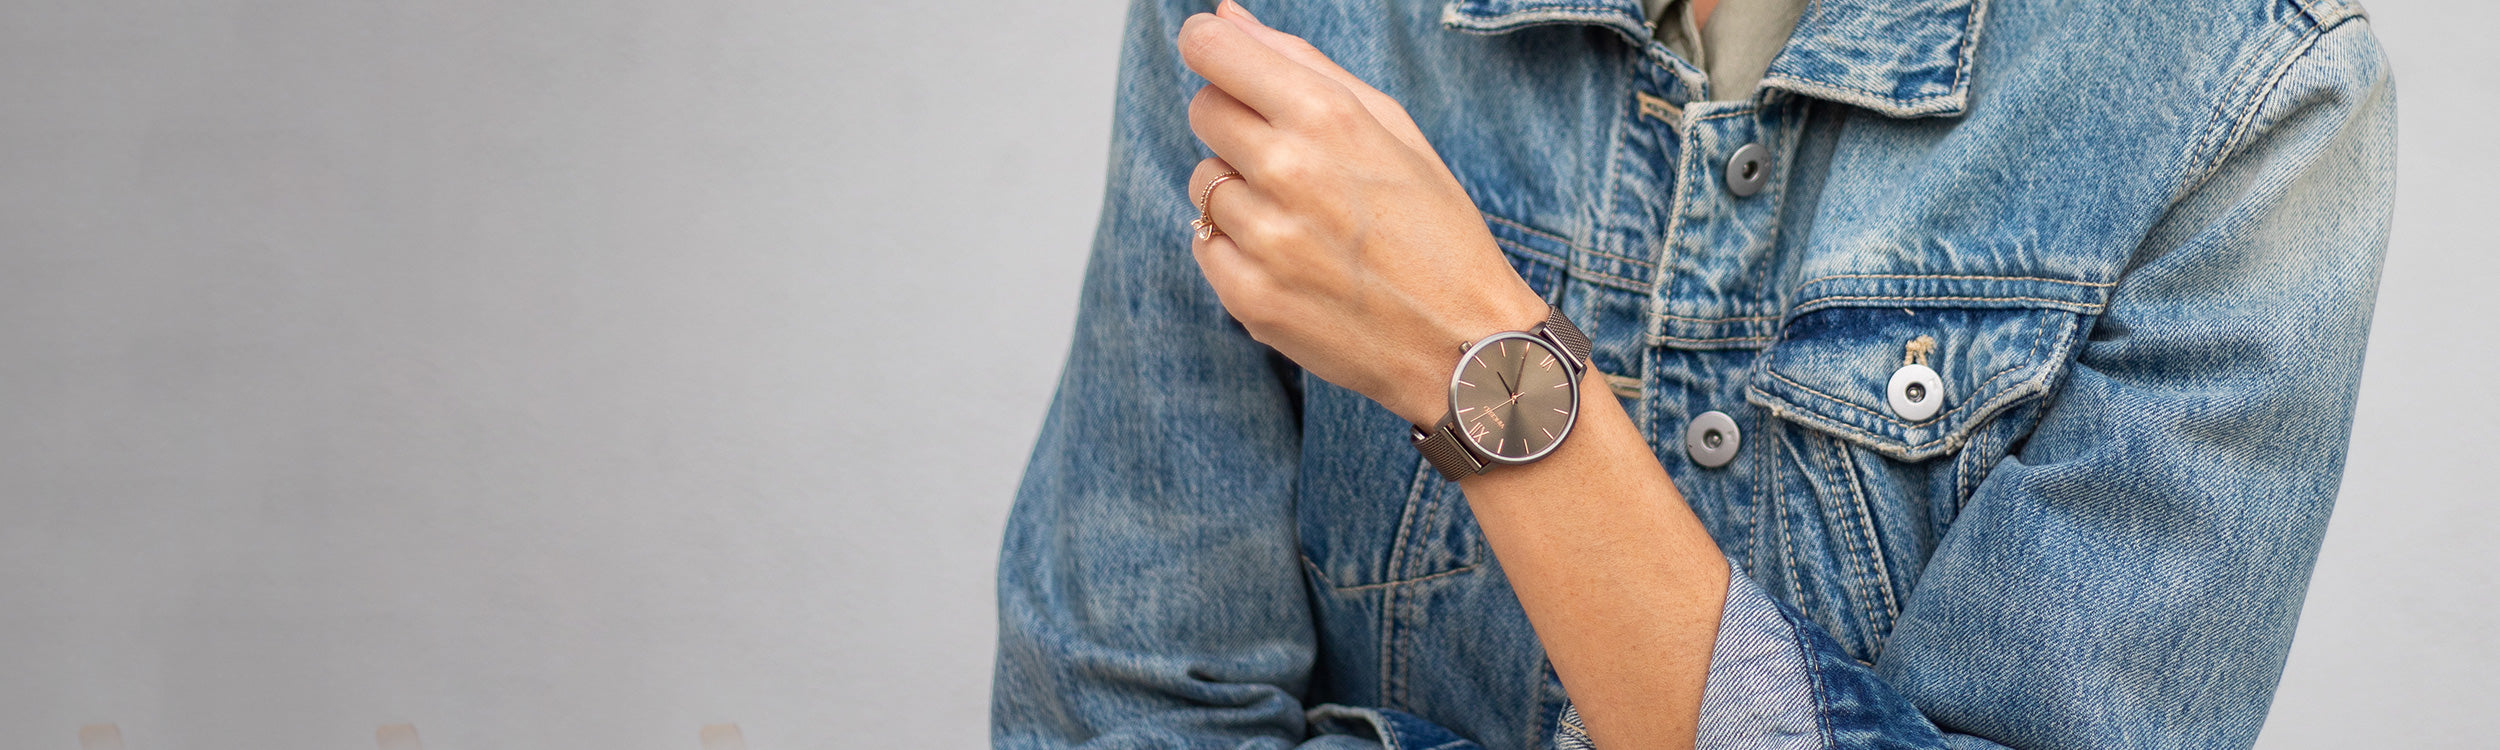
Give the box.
[994,0,2394,747]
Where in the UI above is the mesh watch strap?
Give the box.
[1412,415,1486,482]
[1538,306,1593,371]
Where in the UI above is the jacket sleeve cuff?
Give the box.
[1306,703,1485,750]
[1553,557,1824,750]
[1691,559,1824,748]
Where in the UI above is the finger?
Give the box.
[1194,229,1286,336]
[1215,3,1381,112]
[1188,84,1275,167]
[1183,161,1276,322]
[1186,156,1262,238]
[1216,2,1439,160]
[1176,12,1358,131]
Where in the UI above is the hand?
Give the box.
[1177,1,1550,427]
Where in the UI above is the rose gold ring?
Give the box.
[1191,170,1243,241]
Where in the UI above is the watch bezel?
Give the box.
[1446,330,1581,466]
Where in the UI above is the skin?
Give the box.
[1177,3,1731,748]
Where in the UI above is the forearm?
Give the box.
[1173,7,1724,746]
[1447,366,1729,750]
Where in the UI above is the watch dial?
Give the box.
[1452,334,1577,462]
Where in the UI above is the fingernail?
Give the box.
[1223,0,1264,26]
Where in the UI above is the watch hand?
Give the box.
[1493,368,1516,396]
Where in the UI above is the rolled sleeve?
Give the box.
[1555,559,1914,750]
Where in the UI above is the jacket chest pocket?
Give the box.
[1741,274,2105,658]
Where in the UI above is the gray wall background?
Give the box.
[0,1,2486,748]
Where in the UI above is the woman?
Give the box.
[995,0,2393,747]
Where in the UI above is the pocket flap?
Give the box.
[1745,274,2104,461]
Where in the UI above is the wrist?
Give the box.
[1384,285,1554,427]
[1384,364,1455,428]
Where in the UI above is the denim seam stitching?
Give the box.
[1636,346,1659,491]
[1828,437,1885,651]
[1951,0,1989,105]
[1489,235,1570,269]
[1658,312,1781,322]
[2215,28,2326,173]
[1379,458,1438,709]
[1384,461,1433,591]
[2300,0,2364,28]
[1952,407,2014,513]
[1740,396,1772,569]
[1592,47,1638,287]
[1791,295,2107,314]
[1329,565,1480,593]
[1796,272,2117,289]
[1580,243,1662,269]
[1442,5,1649,50]
[1400,572,1426,711]
[1530,656,1565,750]
[2177,15,2319,203]
[1447,4,1630,20]
[1804,434,1882,657]
[1735,98,1807,308]
[1689,105,1759,124]
[1793,595,1837,749]
[1760,72,1961,111]
[1760,75,1960,115]
[1656,333,1778,345]
[1483,212,1588,254]
[1569,264,1655,293]
[1775,426,1811,609]
[1950,423,1984,516]
[1834,444,1901,652]
[1300,554,1339,590]
[1639,29,1704,76]
[1649,82,1708,328]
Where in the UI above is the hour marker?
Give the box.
[1541,355,1555,369]
[1457,379,1474,387]
[1553,381,1569,388]
[1474,355,1489,369]
[1458,406,1476,414]
[1497,438,1506,453]
[1543,428,1558,441]
[1553,408,1571,414]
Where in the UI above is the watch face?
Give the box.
[1451,332,1579,464]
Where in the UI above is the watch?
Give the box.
[1410,306,1594,481]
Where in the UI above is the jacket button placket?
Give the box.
[1656,95,1793,475]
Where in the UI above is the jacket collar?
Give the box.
[1441,0,1987,117]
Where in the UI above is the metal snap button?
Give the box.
[1887,364,1945,421]
[1724,143,1770,197]
[1685,410,1740,468]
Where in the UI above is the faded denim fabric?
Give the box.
[993,0,2395,747]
